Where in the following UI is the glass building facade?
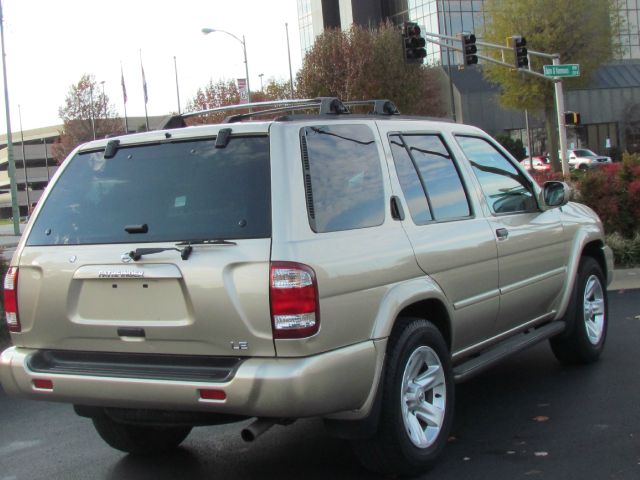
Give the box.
[298,0,316,55]
[619,0,640,59]
[408,0,486,65]
[299,1,640,64]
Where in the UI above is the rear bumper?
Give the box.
[0,340,383,418]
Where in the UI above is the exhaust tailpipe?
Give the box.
[241,418,276,442]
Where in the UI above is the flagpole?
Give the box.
[120,61,128,133]
[140,49,149,131]
[174,56,181,114]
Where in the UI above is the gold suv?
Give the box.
[0,98,613,476]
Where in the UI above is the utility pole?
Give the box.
[173,56,181,114]
[0,0,21,233]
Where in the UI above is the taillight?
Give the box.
[4,267,20,333]
[270,261,319,339]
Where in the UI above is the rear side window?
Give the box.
[301,124,385,233]
[27,136,271,245]
[389,133,470,224]
[455,135,537,214]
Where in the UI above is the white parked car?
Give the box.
[566,149,612,169]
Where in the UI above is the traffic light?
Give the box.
[509,35,528,68]
[565,111,581,125]
[403,22,426,64]
[458,33,478,66]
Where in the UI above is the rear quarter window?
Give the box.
[300,124,385,233]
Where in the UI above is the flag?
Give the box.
[120,66,127,104]
[141,64,148,104]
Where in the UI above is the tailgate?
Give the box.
[13,131,274,357]
[15,241,274,356]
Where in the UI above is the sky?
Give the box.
[0,0,303,132]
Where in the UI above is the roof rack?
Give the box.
[161,97,399,128]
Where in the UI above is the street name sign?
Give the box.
[544,64,580,77]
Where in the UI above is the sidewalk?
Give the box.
[608,268,640,291]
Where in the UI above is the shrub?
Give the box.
[607,232,640,267]
[575,153,640,238]
[529,169,565,186]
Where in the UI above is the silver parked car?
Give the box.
[0,98,613,476]
[567,148,612,169]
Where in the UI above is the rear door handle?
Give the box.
[496,228,509,240]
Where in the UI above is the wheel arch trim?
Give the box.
[370,277,453,347]
[557,230,611,319]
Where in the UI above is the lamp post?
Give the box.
[201,27,251,104]
[258,73,264,92]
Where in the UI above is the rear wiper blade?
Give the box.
[129,246,192,261]
[175,239,237,246]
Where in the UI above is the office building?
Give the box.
[0,116,168,218]
[297,0,640,156]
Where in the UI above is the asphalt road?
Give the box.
[1,289,639,480]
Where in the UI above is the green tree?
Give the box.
[52,74,122,163]
[482,0,621,171]
[296,22,443,116]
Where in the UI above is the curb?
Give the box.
[608,268,640,291]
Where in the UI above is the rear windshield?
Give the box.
[27,136,271,246]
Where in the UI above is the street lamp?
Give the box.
[201,27,251,104]
[259,73,264,92]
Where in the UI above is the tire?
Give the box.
[550,256,608,364]
[352,318,454,476]
[92,415,192,455]
[578,163,589,171]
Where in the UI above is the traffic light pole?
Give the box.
[553,56,570,178]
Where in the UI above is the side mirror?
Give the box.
[543,181,571,207]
